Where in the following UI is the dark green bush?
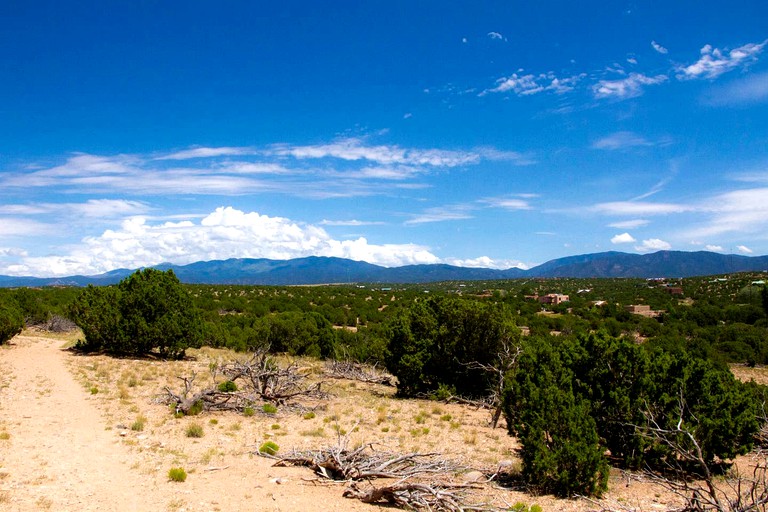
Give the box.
[0,299,24,344]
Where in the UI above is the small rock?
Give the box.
[463,470,485,483]
[119,430,128,437]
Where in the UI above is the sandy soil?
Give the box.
[0,331,697,512]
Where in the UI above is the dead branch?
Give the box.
[343,480,492,511]
[324,359,395,387]
[162,347,329,415]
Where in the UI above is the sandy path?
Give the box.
[0,335,383,512]
[0,335,172,511]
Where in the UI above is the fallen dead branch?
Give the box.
[162,347,328,415]
[343,480,492,511]
[324,359,395,387]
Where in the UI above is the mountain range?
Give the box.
[1,250,767,288]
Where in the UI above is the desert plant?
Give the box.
[185,423,204,438]
[168,467,187,482]
[262,403,277,414]
[258,440,279,455]
[217,380,237,392]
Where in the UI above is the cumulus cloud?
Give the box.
[611,232,636,244]
[737,245,754,254]
[443,256,529,270]
[651,40,668,54]
[5,207,445,276]
[705,245,724,252]
[591,131,654,150]
[635,238,671,252]
[593,72,668,99]
[677,40,767,80]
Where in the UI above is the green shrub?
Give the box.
[185,423,204,438]
[262,403,277,414]
[168,467,187,482]
[0,300,24,344]
[187,400,204,416]
[258,441,279,455]
[243,406,255,417]
[217,380,238,392]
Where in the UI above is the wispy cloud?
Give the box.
[155,146,253,160]
[320,219,386,226]
[591,131,655,150]
[592,72,668,99]
[737,245,754,254]
[444,256,528,270]
[593,201,690,216]
[483,71,584,96]
[483,195,534,210]
[487,31,505,41]
[651,40,668,54]
[676,40,767,80]
[608,219,650,229]
[404,204,476,225]
[704,72,768,106]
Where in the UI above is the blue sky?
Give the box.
[1,1,767,277]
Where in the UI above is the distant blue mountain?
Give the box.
[1,251,767,287]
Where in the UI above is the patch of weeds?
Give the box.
[323,414,339,424]
[168,467,187,482]
[131,415,147,432]
[243,406,255,417]
[258,440,279,456]
[270,423,280,430]
[440,414,452,422]
[300,427,326,437]
[381,426,390,432]
[331,424,347,435]
[449,420,461,430]
[0,432,10,440]
[200,448,219,464]
[262,403,277,414]
[185,423,204,438]
[302,411,316,420]
[217,380,238,392]
[510,502,542,512]
[229,422,242,431]
[414,412,428,424]
[187,400,204,416]
[209,418,219,425]
[89,386,99,394]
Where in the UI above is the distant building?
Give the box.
[625,304,661,318]
[539,293,570,305]
[664,287,683,296]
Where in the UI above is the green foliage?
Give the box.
[262,403,277,414]
[69,269,202,357]
[386,297,515,397]
[167,467,187,482]
[243,406,255,417]
[217,380,238,392]
[185,423,204,438]
[504,331,761,497]
[0,297,24,344]
[258,440,279,455]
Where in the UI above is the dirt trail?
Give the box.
[0,335,172,511]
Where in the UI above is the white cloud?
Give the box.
[677,40,767,80]
[737,245,754,254]
[0,218,58,237]
[443,256,529,270]
[635,238,671,252]
[404,204,475,225]
[593,72,668,99]
[705,244,724,252]
[611,232,636,244]
[487,32,504,40]
[651,40,668,54]
[704,72,768,106]
[483,72,584,96]
[608,219,650,229]
[271,138,479,168]
[5,207,445,276]
[156,147,253,160]
[320,219,385,226]
[591,131,654,150]
[684,187,768,238]
[484,196,533,210]
[593,201,690,216]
